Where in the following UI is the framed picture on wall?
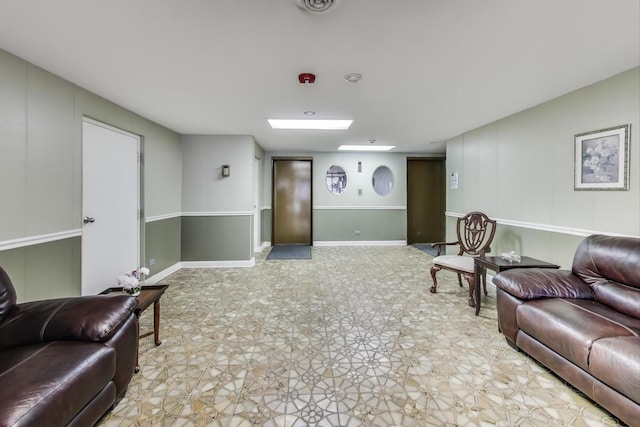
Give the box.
[574,124,630,191]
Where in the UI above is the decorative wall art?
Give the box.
[574,124,630,191]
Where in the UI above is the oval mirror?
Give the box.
[326,165,347,195]
[372,166,394,196]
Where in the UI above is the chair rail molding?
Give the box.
[145,213,182,223]
[0,229,82,251]
[181,211,254,217]
[445,212,638,238]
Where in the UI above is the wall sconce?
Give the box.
[357,161,362,173]
[222,165,230,177]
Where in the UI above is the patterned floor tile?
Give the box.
[98,246,624,426]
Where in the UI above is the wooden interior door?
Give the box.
[407,158,445,244]
[272,158,312,245]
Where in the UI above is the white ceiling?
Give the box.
[1,0,638,154]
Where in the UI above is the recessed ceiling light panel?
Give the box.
[268,119,352,130]
[338,145,395,151]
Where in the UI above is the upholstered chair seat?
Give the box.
[432,255,474,273]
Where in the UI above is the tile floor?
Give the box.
[98,246,624,426]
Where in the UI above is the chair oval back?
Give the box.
[456,212,496,256]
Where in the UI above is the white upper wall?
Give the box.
[0,49,182,242]
[262,152,440,209]
[181,135,255,213]
[446,67,640,238]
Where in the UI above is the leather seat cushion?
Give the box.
[589,336,640,404]
[516,298,638,371]
[0,341,115,426]
[433,255,474,273]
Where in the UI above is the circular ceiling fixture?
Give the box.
[345,73,362,84]
[296,0,339,13]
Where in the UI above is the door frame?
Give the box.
[271,157,313,246]
[253,157,261,252]
[81,117,144,295]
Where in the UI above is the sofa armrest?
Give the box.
[0,295,137,350]
[493,268,594,300]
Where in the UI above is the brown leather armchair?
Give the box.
[493,235,640,426]
[0,265,138,426]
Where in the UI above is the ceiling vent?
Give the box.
[296,0,339,13]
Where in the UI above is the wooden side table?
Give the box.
[100,284,169,372]
[473,256,559,316]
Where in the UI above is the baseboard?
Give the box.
[146,258,256,283]
[254,242,270,253]
[180,259,255,268]
[313,240,407,247]
[145,263,182,284]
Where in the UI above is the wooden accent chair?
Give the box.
[429,211,496,307]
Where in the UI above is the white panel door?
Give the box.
[82,119,139,295]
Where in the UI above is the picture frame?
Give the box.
[574,124,630,191]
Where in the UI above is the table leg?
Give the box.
[153,300,162,346]
[134,314,141,373]
[474,264,483,316]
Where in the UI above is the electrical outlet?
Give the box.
[149,258,156,266]
[354,230,361,235]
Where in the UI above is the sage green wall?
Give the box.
[445,67,640,268]
[314,210,406,242]
[181,216,251,261]
[0,238,80,302]
[145,217,181,275]
[0,48,182,301]
[261,209,271,244]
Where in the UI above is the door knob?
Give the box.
[83,216,96,224]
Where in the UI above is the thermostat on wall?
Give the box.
[450,172,459,189]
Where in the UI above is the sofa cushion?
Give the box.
[590,280,640,319]
[494,269,593,300]
[0,341,115,426]
[516,298,640,371]
[572,235,640,291]
[0,295,137,350]
[589,336,640,404]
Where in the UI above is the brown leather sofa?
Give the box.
[0,266,138,426]
[493,234,640,426]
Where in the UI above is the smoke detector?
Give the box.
[296,0,340,13]
[345,73,362,84]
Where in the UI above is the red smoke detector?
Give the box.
[298,73,316,85]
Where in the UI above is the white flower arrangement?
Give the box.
[118,267,150,295]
